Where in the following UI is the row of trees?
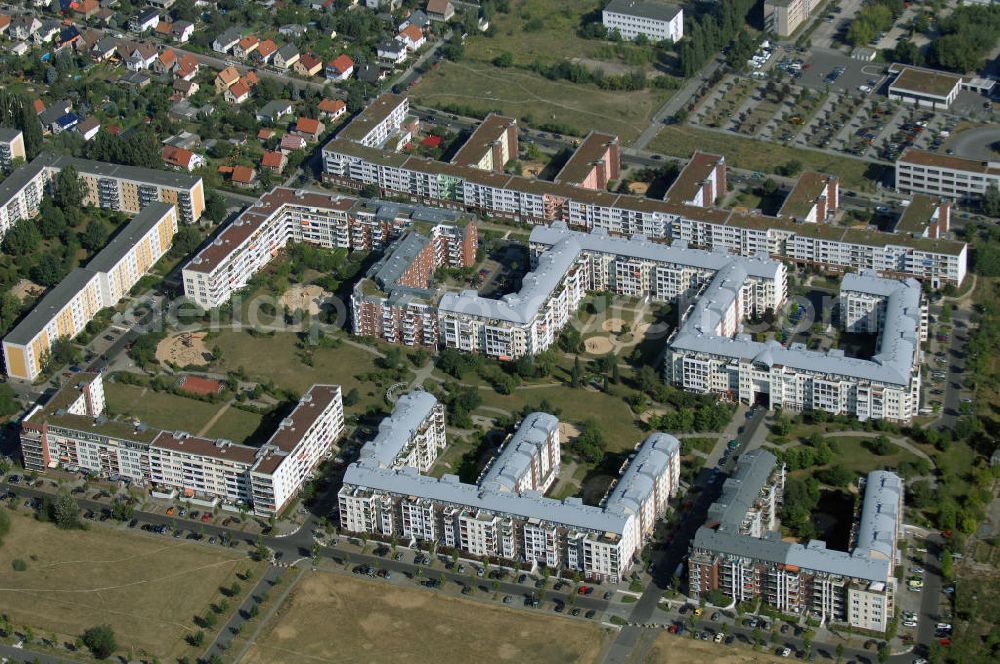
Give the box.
[678,0,759,77]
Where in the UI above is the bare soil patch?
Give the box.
[155,332,211,367]
[280,284,332,316]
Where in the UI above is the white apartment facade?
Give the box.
[322,101,967,287]
[896,148,1000,204]
[602,0,684,43]
[19,374,344,516]
[338,393,681,581]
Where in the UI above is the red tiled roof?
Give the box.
[258,128,275,139]
[258,39,277,57]
[161,145,196,169]
[296,117,321,134]
[400,25,423,42]
[261,151,286,168]
[328,53,353,73]
[318,98,345,114]
[231,165,255,184]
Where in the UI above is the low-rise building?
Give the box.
[602,0,683,43]
[294,52,323,77]
[895,148,1000,204]
[425,0,454,21]
[888,65,963,109]
[212,26,243,54]
[294,117,325,142]
[326,54,354,81]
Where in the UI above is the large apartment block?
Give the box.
[19,373,344,516]
[553,131,620,190]
[339,393,681,581]
[663,151,727,207]
[322,96,967,287]
[690,450,903,633]
[182,186,475,310]
[895,148,1000,204]
[890,194,949,239]
[0,127,26,170]
[667,269,926,422]
[351,220,477,347]
[3,203,178,381]
[763,0,817,37]
[777,172,839,223]
[336,92,409,148]
[434,223,785,360]
[0,152,203,242]
[451,113,518,173]
[601,0,684,43]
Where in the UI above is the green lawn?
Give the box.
[205,329,412,407]
[204,406,264,442]
[104,382,222,434]
[464,0,611,67]
[412,60,673,144]
[810,436,923,477]
[649,125,885,192]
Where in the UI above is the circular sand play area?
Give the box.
[584,336,614,355]
[156,332,212,367]
[602,318,625,333]
[280,284,332,316]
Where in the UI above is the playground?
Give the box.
[155,332,212,367]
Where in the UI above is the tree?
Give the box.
[168,226,203,259]
[940,550,954,580]
[48,491,80,529]
[570,356,583,387]
[983,184,1000,217]
[205,190,228,223]
[110,499,134,521]
[2,218,41,255]
[31,251,69,288]
[55,165,86,211]
[493,52,514,67]
[344,387,360,406]
[572,420,607,463]
[80,220,109,252]
[864,435,892,455]
[835,643,845,662]
[0,383,19,419]
[81,625,116,659]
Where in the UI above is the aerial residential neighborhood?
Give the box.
[0,0,998,663]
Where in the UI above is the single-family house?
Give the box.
[326,54,354,81]
[318,98,347,120]
[74,0,100,18]
[57,25,82,50]
[176,53,199,80]
[0,15,10,36]
[34,20,60,44]
[93,8,116,26]
[172,78,199,98]
[294,52,323,77]
[377,39,408,65]
[294,116,325,141]
[161,145,203,172]
[398,25,426,51]
[256,99,294,123]
[155,20,172,38]
[234,34,259,60]
[400,9,430,31]
[10,16,41,41]
[224,80,253,104]
[11,41,29,56]
[214,65,241,93]
[91,35,117,61]
[367,0,402,9]
[53,112,80,135]
[129,9,159,33]
[273,43,300,69]
[152,48,178,74]
[119,70,151,88]
[254,39,278,64]
[76,117,100,141]
[230,165,256,188]
[125,43,158,71]
[258,128,275,141]
[212,26,242,53]
[356,63,386,84]
[169,100,213,122]
[171,20,194,43]
[37,101,71,133]
[278,24,307,38]
[280,134,306,152]
[426,0,454,22]
[261,151,287,174]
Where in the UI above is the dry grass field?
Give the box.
[0,512,261,661]
[242,572,613,664]
[645,634,788,663]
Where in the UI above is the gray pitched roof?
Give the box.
[480,412,559,493]
[87,202,174,273]
[358,390,438,468]
[603,0,682,22]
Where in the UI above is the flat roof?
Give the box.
[184,187,356,274]
[152,430,258,465]
[0,127,21,142]
[892,194,940,235]
[603,0,682,22]
[553,131,618,185]
[263,384,340,454]
[898,147,1000,176]
[778,172,834,220]
[4,268,101,346]
[664,151,723,204]
[336,92,406,143]
[87,202,174,273]
[889,66,962,99]
[451,113,516,167]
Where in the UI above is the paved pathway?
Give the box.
[633,57,725,149]
[224,566,306,664]
[197,400,233,436]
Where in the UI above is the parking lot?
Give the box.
[797,50,888,95]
